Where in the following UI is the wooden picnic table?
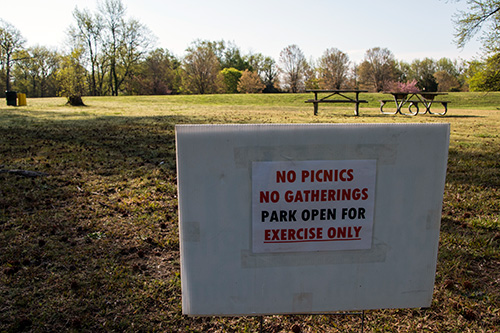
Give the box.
[380,92,450,116]
[305,89,368,116]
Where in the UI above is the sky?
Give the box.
[0,0,484,64]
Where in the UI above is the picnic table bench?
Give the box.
[305,89,368,116]
[380,92,450,116]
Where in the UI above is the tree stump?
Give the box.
[66,95,85,106]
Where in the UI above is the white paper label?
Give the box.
[252,160,377,253]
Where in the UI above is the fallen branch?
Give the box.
[0,169,49,178]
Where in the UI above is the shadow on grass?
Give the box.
[0,111,200,331]
[446,147,500,189]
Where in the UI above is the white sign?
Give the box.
[176,123,449,316]
[252,160,376,253]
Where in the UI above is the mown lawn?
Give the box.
[1,94,499,332]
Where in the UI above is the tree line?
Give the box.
[1,0,499,102]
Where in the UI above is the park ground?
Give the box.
[1,93,499,332]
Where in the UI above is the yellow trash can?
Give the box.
[17,93,27,106]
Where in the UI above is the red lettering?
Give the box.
[294,190,303,202]
[341,189,351,200]
[260,191,269,203]
[327,226,362,239]
[321,190,328,201]
[260,191,280,203]
[263,228,355,242]
[276,170,286,183]
[301,170,310,182]
[297,228,304,239]
[280,229,287,240]
[323,169,333,182]
[315,170,321,182]
[328,189,336,201]
[311,190,320,201]
[302,190,310,201]
[272,229,280,240]
[277,170,297,183]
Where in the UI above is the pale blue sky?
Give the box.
[1,0,483,64]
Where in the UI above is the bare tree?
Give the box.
[318,48,350,89]
[126,48,180,95]
[182,41,222,94]
[278,44,307,93]
[358,47,397,92]
[248,53,279,92]
[70,7,104,95]
[76,0,155,96]
[0,19,25,92]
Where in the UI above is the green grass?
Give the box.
[1,93,499,332]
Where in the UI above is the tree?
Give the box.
[56,48,88,105]
[395,60,411,83]
[70,6,104,96]
[95,0,155,96]
[434,58,462,91]
[304,58,319,90]
[182,41,223,94]
[0,19,25,93]
[454,0,500,51]
[251,54,279,93]
[358,47,397,92]
[464,59,485,91]
[124,48,180,95]
[453,1,500,90]
[68,0,154,96]
[409,58,438,91]
[220,41,251,71]
[220,67,242,93]
[278,44,307,93]
[100,0,125,96]
[318,48,350,89]
[466,53,500,90]
[237,69,265,93]
[434,70,461,91]
[13,46,60,97]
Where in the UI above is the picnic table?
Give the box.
[380,92,450,116]
[305,89,368,116]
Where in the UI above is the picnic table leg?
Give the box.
[314,102,318,116]
[425,101,432,114]
[428,102,448,115]
[354,92,360,116]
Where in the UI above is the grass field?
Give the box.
[1,93,499,332]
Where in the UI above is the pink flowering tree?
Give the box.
[386,80,420,93]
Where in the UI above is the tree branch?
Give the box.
[0,169,49,178]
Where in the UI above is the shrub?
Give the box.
[237,70,265,93]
